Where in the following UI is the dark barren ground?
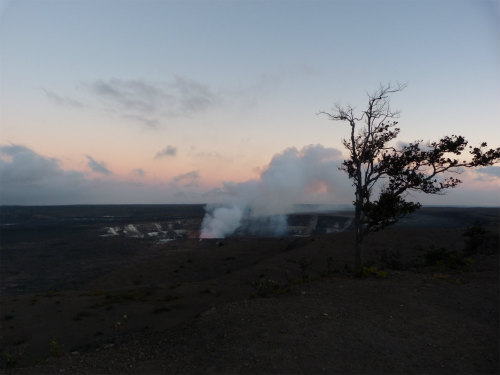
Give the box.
[0,205,498,374]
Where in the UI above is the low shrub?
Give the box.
[1,350,18,368]
[361,266,387,279]
[49,339,63,357]
[463,223,487,256]
[424,247,467,269]
[286,256,313,279]
[379,249,403,270]
[325,256,339,275]
[252,278,283,298]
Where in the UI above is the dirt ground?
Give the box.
[0,207,498,374]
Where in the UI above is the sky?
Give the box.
[0,0,499,206]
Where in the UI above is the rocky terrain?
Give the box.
[0,206,498,373]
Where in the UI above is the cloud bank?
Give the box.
[0,144,201,205]
[0,144,90,204]
[1,144,497,209]
[0,144,349,207]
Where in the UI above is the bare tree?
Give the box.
[321,83,500,274]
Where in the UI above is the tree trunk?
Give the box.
[354,200,363,275]
[354,237,362,275]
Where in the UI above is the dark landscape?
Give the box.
[0,205,498,373]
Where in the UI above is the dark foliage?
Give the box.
[463,223,488,256]
[423,246,471,270]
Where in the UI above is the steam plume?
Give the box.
[200,206,243,238]
[200,144,349,238]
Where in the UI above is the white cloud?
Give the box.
[169,170,200,188]
[42,75,219,128]
[154,145,177,159]
[42,88,84,108]
[86,155,112,175]
[474,166,500,180]
[133,168,145,177]
[87,76,218,127]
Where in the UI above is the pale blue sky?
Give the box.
[0,0,499,205]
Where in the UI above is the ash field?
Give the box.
[0,204,498,373]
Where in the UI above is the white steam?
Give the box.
[200,206,243,238]
[200,144,350,238]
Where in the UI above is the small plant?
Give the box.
[287,257,313,279]
[379,249,403,270]
[44,290,61,298]
[1,350,18,367]
[424,247,448,265]
[72,311,94,321]
[433,272,449,280]
[298,257,312,279]
[79,289,108,297]
[106,289,153,304]
[424,247,467,269]
[73,312,84,321]
[252,278,282,298]
[163,294,179,302]
[152,307,171,314]
[463,256,475,266]
[326,256,338,275]
[49,339,63,357]
[114,314,129,328]
[361,266,387,279]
